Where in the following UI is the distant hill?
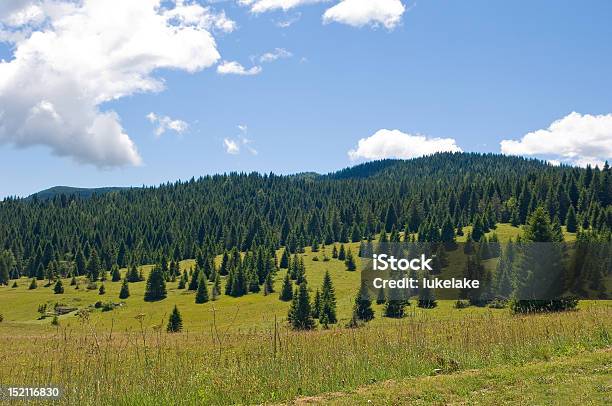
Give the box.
[29,186,129,200]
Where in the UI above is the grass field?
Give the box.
[0,223,609,405]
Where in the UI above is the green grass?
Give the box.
[0,223,606,405]
[291,348,612,405]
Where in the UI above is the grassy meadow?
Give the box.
[0,224,610,405]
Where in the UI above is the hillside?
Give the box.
[29,186,129,200]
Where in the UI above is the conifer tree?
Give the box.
[195,272,209,303]
[99,284,106,295]
[119,278,130,299]
[177,274,186,289]
[167,305,183,333]
[279,273,293,301]
[87,249,101,281]
[383,298,405,318]
[345,248,357,271]
[353,280,374,321]
[338,244,346,261]
[111,265,121,282]
[126,264,140,282]
[280,248,290,269]
[188,265,200,291]
[472,216,485,242]
[29,278,37,289]
[332,245,338,259]
[54,279,64,294]
[144,266,167,302]
[263,272,274,295]
[566,205,577,232]
[295,257,306,285]
[212,273,221,300]
[319,271,337,323]
[418,275,437,308]
[376,285,386,304]
[289,282,315,330]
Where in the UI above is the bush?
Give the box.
[511,298,579,314]
[454,299,471,309]
[488,298,507,309]
[311,256,319,261]
[0,313,3,322]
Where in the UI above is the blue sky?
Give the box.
[1,0,611,197]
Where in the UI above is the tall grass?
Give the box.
[0,305,609,405]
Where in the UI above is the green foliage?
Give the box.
[319,271,337,324]
[166,305,183,333]
[144,266,167,302]
[288,282,315,330]
[195,272,209,304]
[119,279,130,299]
[353,280,374,322]
[53,279,64,294]
[279,273,293,302]
[29,278,37,290]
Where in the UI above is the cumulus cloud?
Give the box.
[500,112,612,167]
[276,13,302,28]
[146,113,189,137]
[217,60,262,75]
[0,0,233,167]
[348,129,462,160]
[239,0,327,14]
[223,138,240,154]
[259,48,293,63]
[323,0,405,29]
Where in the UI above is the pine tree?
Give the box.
[338,244,346,261]
[289,282,315,330]
[29,278,37,289]
[54,279,64,294]
[296,257,306,285]
[332,245,338,259]
[353,280,374,321]
[345,248,357,271]
[566,205,577,232]
[99,284,106,295]
[195,272,209,303]
[212,273,221,300]
[279,273,293,301]
[188,265,200,290]
[144,266,167,302]
[126,264,140,282]
[177,274,186,289]
[383,299,405,318]
[472,216,485,242]
[87,249,101,281]
[263,272,274,295]
[166,305,183,333]
[111,265,121,282]
[319,271,337,323]
[280,248,290,269]
[418,275,437,308]
[119,278,130,299]
[75,249,86,276]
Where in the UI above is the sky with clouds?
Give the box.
[0,0,611,197]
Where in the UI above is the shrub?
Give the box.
[511,298,579,314]
[454,300,471,309]
[488,298,507,309]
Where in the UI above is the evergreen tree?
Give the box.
[195,272,209,303]
[319,271,337,323]
[111,265,121,282]
[376,286,386,305]
[29,278,37,290]
[166,305,183,333]
[279,248,290,269]
[566,205,577,232]
[99,284,106,295]
[279,273,293,301]
[288,282,315,330]
[87,249,101,281]
[263,272,274,295]
[353,280,374,321]
[54,279,64,294]
[144,266,167,301]
[472,216,485,242]
[119,278,130,299]
[345,248,357,271]
[332,245,338,259]
[383,299,405,318]
[338,244,346,261]
[75,249,86,276]
[212,273,221,300]
[126,264,140,282]
[177,274,186,289]
[418,275,437,308]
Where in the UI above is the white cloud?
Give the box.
[500,112,612,167]
[276,13,301,28]
[239,0,327,14]
[217,60,262,75]
[323,0,405,29]
[348,129,462,160]
[0,1,233,167]
[146,112,189,137]
[258,47,292,63]
[223,138,240,154]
